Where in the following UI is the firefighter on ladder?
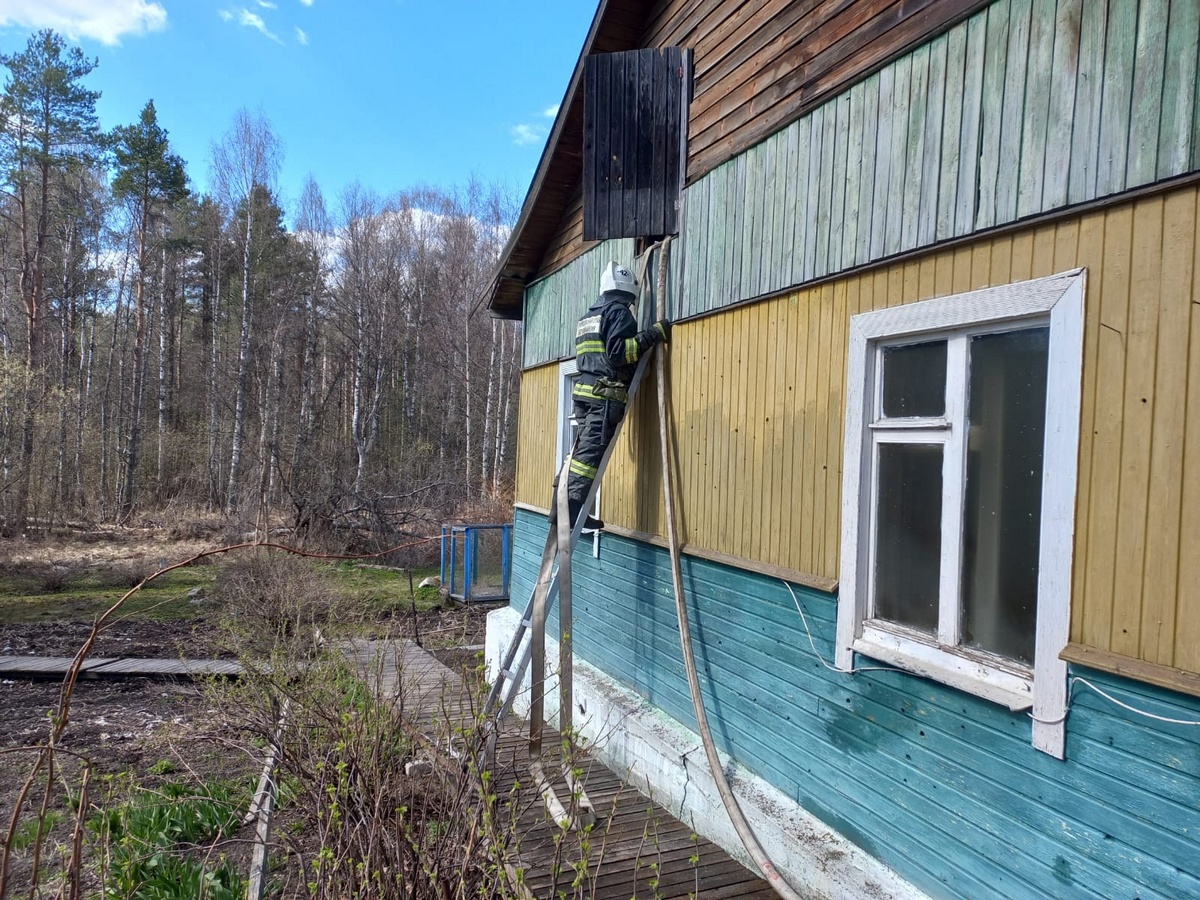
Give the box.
[552,261,671,531]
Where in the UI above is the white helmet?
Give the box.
[599,261,638,297]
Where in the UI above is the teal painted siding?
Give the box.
[510,507,1200,900]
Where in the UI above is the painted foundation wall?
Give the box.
[507,507,1200,900]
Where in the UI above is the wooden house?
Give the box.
[484,0,1200,896]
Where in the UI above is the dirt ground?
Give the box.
[0,524,495,897]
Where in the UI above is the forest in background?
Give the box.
[0,30,523,542]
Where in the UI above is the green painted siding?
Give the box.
[522,238,635,368]
[510,506,1200,900]
[676,0,1200,319]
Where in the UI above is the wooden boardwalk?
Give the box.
[0,655,244,679]
[354,639,778,900]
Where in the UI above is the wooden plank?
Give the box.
[745,142,763,299]
[829,92,851,274]
[870,63,894,260]
[1068,207,1106,646]
[976,0,1010,229]
[1069,0,1108,203]
[780,121,799,287]
[1127,0,1169,187]
[792,119,812,287]
[0,656,121,676]
[824,280,850,577]
[730,154,747,307]
[1096,0,1137,196]
[1042,0,1081,210]
[937,22,966,242]
[1158,0,1199,179]
[886,53,912,256]
[920,33,948,248]
[1177,191,1200,671]
[902,44,930,252]
[804,105,824,281]
[844,82,864,272]
[761,131,780,297]
[1139,188,1192,665]
[995,0,1032,224]
[1017,0,1055,218]
[1060,643,1200,698]
[816,97,838,277]
[709,163,729,315]
[1081,205,1132,649]
[955,10,986,236]
[1110,196,1162,658]
[856,74,880,266]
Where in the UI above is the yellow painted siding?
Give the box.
[514,183,1200,674]
[513,363,558,509]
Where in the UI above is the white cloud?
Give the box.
[220,7,283,43]
[510,123,544,147]
[299,0,314,5]
[542,104,560,119]
[295,26,308,45]
[257,0,278,8]
[0,0,166,46]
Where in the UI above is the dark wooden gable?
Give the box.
[583,47,691,241]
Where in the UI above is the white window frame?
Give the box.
[836,269,1085,758]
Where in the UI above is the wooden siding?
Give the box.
[679,0,1200,318]
[513,363,558,509]
[509,506,1200,900]
[642,0,988,184]
[517,0,990,297]
[523,238,686,369]
[515,183,1200,679]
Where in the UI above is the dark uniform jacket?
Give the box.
[573,291,661,403]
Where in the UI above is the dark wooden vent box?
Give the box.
[583,47,692,241]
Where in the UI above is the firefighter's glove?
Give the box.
[653,319,672,344]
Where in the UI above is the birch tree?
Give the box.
[210,109,280,515]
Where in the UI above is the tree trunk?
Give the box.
[227,205,254,515]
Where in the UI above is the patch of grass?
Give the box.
[320,562,442,614]
[0,566,216,624]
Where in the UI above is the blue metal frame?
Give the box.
[439,523,512,602]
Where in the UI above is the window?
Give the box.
[837,270,1085,758]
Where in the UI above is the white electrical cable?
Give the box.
[1030,677,1200,727]
[783,581,895,675]
[782,582,1200,729]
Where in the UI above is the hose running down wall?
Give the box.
[651,238,804,900]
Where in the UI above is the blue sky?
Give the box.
[0,0,595,216]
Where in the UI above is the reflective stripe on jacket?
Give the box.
[574,290,659,402]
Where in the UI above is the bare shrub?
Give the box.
[211,653,527,899]
[212,552,347,657]
[92,561,153,589]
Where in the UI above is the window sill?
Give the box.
[853,625,1034,712]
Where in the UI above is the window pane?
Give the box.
[961,327,1049,665]
[874,443,942,632]
[882,340,947,417]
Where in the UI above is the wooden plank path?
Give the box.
[352,639,778,900]
[0,656,245,679]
